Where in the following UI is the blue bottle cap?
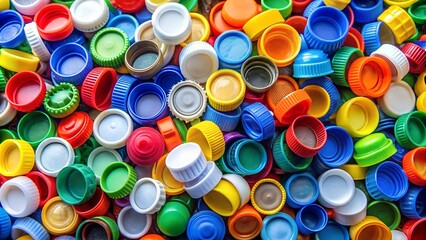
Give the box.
[293,49,334,78]
[134,6,152,24]
[304,6,349,54]
[0,207,11,239]
[381,129,407,163]
[153,65,184,94]
[303,0,325,18]
[241,102,275,141]
[300,33,309,51]
[316,126,353,168]
[107,14,139,43]
[29,208,43,224]
[45,29,86,53]
[366,161,409,202]
[127,82,168,125]
[295,204,328,235]
[0,10,25,48]
[261,213,298,240]
[11,217,49,240]
[285,173,319,209]
[214,30,252,69]
[111,74,139,112]
[399,185,426,219]
[413,40,426,50]
[203,105,241,132]
[362,22,395,55]
[187,210,226,240]
[314,220,350,240]
[350,0,383,24]
[50,42,93,86]
[55,236,76,240]
[227,138,267,176]
[311,157,331,175]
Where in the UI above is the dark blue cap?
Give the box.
[0,207,11,239]
[153,65,184,94]
[285,173,319,209]
[316,126,353,168]
[350,0,383,24]
[187,210,226,240]
[413,40,426,50]
[366,161,409,201]
[11,217,49,240]
[381,130,407,163]
[197,198,212,211]
[203,105,241,132]
[134,6,152,24]
[293,50,334,78]
[107,14,139,43]
[241,102,275,141]
[362,22,395,55]
[111,74,139,112]
[0,10,25,48]
[29,209,43,224]
[45,29,86,53]
[50,43,93,86]
[296,204,328,235]
[400,185,426,219]
[314,220,350,240]
[261,213,298,240]
[214,30,252,70]
[127,82,168,125]
[375,106,395,132]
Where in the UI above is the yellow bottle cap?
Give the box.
[186,120,225,161]
[0,139,34,177]
[336,97,379,138]
[303,85,331,119]
[378,5,416,44]
[417,92,426,112]
[251,178,286,215]
[0,48,40,73]
[41,196,81,235]
[340,164,369,180]
[16,236,33,240]
[414,70,426,97]
[0,0,9,10]
[152,153,185,196]
[181,13,211,47]
[243,9,285,41]
[383,0,418,9]
[203,178,241,217]
[206,69,246,112]
[323,0,350,10]
[349,216,392,240]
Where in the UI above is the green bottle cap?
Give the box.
[15,40,33,54]
[169,192,197,214]
[402,73,417,88]
[331,46,364,87]
[408,0,426,25]
[17,111,57,148]
[92,216,120,240]
[353,133,397,167]
[100,161,137,199]
[74,148,83,165]
[173,118,188,142]
[395,111,426,149]
[56,164,97,205]
[157,201,190,237]
[367,201,401,230]
[179,0,198,12]
[90,27,130,68]
[405,27,420,42]
[44,82,80,118]
[76,136,101,164]
[0,129,18,143]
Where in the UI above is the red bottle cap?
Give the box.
[74,188,111,219]
[401,42,426,74]
[58,111,93,148]
[81,67,118,111]
[292,0,312,14]
[5,71,46,112]
[403,218,426,240]
[172,45,183,66]
[26,171,57,207]
[244,90,265,104]
[110,0,145,13]
[126,127,165,166]
[34,3,74,41]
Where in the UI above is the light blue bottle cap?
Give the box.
[285,173,319,209]
[227,138,267,176]
[214,30,252,69]
[314,220,350,240]
[11,217,49,240]
[107,14,139,43]
[261,213,298,240]
[293,49,334,78]
[0,207,11,239]
[203,105,241,132]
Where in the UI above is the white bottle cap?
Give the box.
[24,22,51,62]
[11,0,49,16]
[168,80,207,122]
[371,44,409,82]
[117,206,152,239]
[391,230,408,240]
[332,188,367,226]
[166,142,207,182]
[93,108,134,149]
[318,169,355,209]
[87,147,123,182]
[35,137,75,177]
[377,81,416,118]
[145,0,179,13]
[130,178,166,214]
[0,93,17,127]
[0,176,40,218]
[222,174,251,208]
[184,161,223,199]
[152,2,192,45]
[70,0,110,33]
[179,41,219,84]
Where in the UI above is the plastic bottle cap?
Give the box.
[339,164,368,181]
[110,0,145,13]
[367,201,401,230]
[265,75,298,111]
[227,138,268,175]
[157,201,190,237]
[41,196,80,235]
[24,22,50,62]
[183,161,223,199]
[370,44,409,82]
[17,111,56,148]
[11,217,50,240]
[146,0,176,13]
[10,0,49,16]
[401,43,426,75]
[258,23,301,67]
[87,147,123,182]
[392,230,408,240]
[214,30,252,70]
[240,56,279,93]
[317,126,353,169]
[378,5,416,44]
[0,93,17,127]
[0,11,25,49]
[181,13,210,47]
[186,120,225,161]
[179,41,219,84]
[0,48,40,73]
[403,218,426,240]
[261,213,298,240]
[349,216,392,240]
[377,81,416,118]
[414,71,426,96]
[76,218,114,240]
[106,14,139,43]
[100,161,137,199]
[331,46,364,87]
[93,108,133,149]
[314,220,350,240]
[318,169,355,208]
[58,111,93,149]
[130,178,166,214]
[152,3,192,45]
[403,147,426,186]
[221,174,250,208]
[134,20,167,54]
[285,173,319,209]
[343,27,364,52]
[0,176,40,218]
[117,206,152,239]
[125,40,164,80]
[186,210,226,240]
[0,207,11,239]
[293,49,334,78]
[43,83,80,118]
[323,0,350,9]
[251,178,286,215]
[70,0,109,33]
[34,3,74,41]
[26,171,57,207]
[228,204,262,239]
[296,204,328,235]
[302,85,331,119]
[333,188,367,226]
[221,0,258,28]
[81,67,117,111]
[208,1,240,36]
[126,127,165,166]
[243,9,284,41]
[73,188,110,219]
[168,80,207,123]
[0,139,34,177]
[152,153,185,196]
[35,137,74,177]
[203,178,241,216]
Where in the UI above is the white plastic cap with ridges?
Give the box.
[35,137,75,177]
[93,108,134,149]
[152,2,192,45]
[371,44,410,81]
[317,169,355,209]
[184,161,223,199]
[24,22,51,62]
[117,206,152,239]
[70,0,110,33]
[0,176,40,218]
[179,41,219,84]
[166,142,207,182]
[0,93,17,127]
[332,188,367,226]
[168,80,207,122]
[377,81,416,118]
[222,174,251,208]
[130,178,166,214]
[11,0,50,16]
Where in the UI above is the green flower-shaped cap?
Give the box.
[90,27,130,68]
[100,161,137,199]
[353,133,397,167]
[17,111,57,148]
[394,111,426,149]
[44,82,80,118]
[331,46,364,87]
